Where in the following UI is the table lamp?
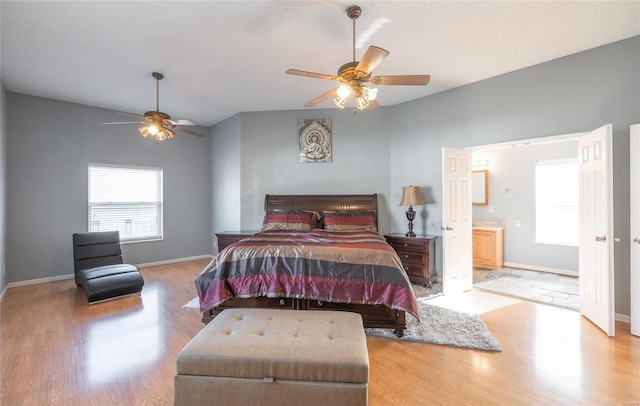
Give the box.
[399,185,426,237]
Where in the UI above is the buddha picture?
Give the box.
[299,119,332,163]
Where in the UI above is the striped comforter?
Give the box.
[196,230,419,320]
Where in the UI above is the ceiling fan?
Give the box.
[286,5,430,113]
[103,72,205,142]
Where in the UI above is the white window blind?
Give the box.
[88,164,163,243]
[535,158,578,246]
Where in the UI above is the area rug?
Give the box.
[366,284,503,352]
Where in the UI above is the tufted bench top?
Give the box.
[176,308,369,384]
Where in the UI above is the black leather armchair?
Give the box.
[72,231,144,303]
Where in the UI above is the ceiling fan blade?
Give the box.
[173,125,205,138]
[374,75,431,86]
[169,119,196,126]
[112,110,145,119]
[304,88,339,108]
[355,46,389,75]
[102,121,143,125]
[286,69,337,81]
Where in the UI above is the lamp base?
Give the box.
[405,206,416,238]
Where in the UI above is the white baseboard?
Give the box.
[1,255,213,291]
[616,313,631,323]
[135,254,213,269]
[503,262,578,277]
[6,273,74,289]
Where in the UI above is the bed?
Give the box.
[196,194,419,336]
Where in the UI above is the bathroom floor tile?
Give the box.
[473,267,579,311]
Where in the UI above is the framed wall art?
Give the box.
[298,119,332,163]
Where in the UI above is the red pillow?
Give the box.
[261,210,313,231]
[323,210,377,232]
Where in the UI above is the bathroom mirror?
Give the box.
[472,170,488,206]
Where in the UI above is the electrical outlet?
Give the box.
[515,220,521,227]
[488,207,494,213]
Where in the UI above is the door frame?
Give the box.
[631,124,639,336]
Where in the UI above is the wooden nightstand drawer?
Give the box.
[396,251,426,265]
[384,233,437,287]
[401,263,427,279]
[387,239,427,252]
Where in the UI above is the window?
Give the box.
[88,164,163,243]
[535,158,578,246]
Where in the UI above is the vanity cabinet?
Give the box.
[472,228,504,269]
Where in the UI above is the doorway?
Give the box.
[441,126,615,335]
[468,134,581,310]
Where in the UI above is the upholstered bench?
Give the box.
[175,308,369,406]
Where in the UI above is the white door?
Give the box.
[631,124,639,336]
[578,124,615,336]
[441,148,473,296]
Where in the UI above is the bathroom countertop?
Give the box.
[472,220,505,230]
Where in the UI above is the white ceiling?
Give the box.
[2,1,639,128]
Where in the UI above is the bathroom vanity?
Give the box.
[472,221,505,269]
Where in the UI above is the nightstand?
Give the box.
[215,231,259,252]
[384,233,437,287]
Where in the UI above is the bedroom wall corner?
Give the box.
[210,113,242,252]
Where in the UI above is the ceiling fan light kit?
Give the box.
[286,5,430,114]
[138,72,177,143]
[102,71,205,142]
[138,120,175,142]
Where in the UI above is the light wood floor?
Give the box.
[1,259,638,405]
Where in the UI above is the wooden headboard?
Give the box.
[264,194,379,228]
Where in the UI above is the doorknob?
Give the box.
[634,237,640,244]
[595,235,607,242]
[441,226,453,231]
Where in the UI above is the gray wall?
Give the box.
[211,108,393,240]
[472,140,579,272]
[211,36,639,316]
[387,36,639,315]
[0,83,6,293]
[5,94,213,283]
[210,113,242,245]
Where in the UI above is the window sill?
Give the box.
[534,240,578,248]
[121,237,163,245]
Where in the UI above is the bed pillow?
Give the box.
[261,210,314,231]
[323,210,377,232]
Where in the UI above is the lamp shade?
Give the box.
[399,185,426,206]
